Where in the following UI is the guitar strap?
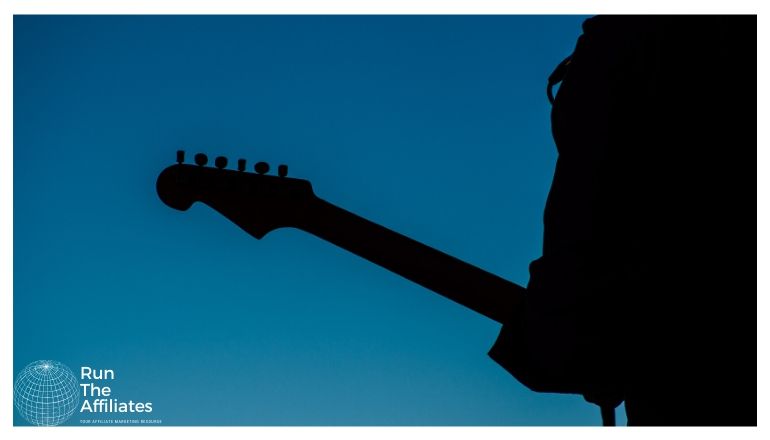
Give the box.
[546,54,572,105]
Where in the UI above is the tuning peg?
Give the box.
[194,153,208,166]
[214,156,228,169]
[278,164,288,177]
[176,150,185,164]
[237,159,246,171]
[254,161,269,175]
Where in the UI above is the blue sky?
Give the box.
[14,15,625,425]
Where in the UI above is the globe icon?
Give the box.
[14,360,80,426]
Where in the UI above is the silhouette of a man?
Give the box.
[489,16,756,426]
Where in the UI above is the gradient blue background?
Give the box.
[14,15,624,425]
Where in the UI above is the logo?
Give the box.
[14,360,81,426]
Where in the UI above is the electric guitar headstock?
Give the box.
[156,150,317,239]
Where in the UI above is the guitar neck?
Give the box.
[298,197,525,323]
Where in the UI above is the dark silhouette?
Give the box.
[156,154,525,323]
[157,15,756,426]
[490,15,756,426]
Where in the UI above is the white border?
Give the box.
[2,1,764,440]
[0,0,762,14]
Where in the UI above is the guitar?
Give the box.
[156,151,525,323]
